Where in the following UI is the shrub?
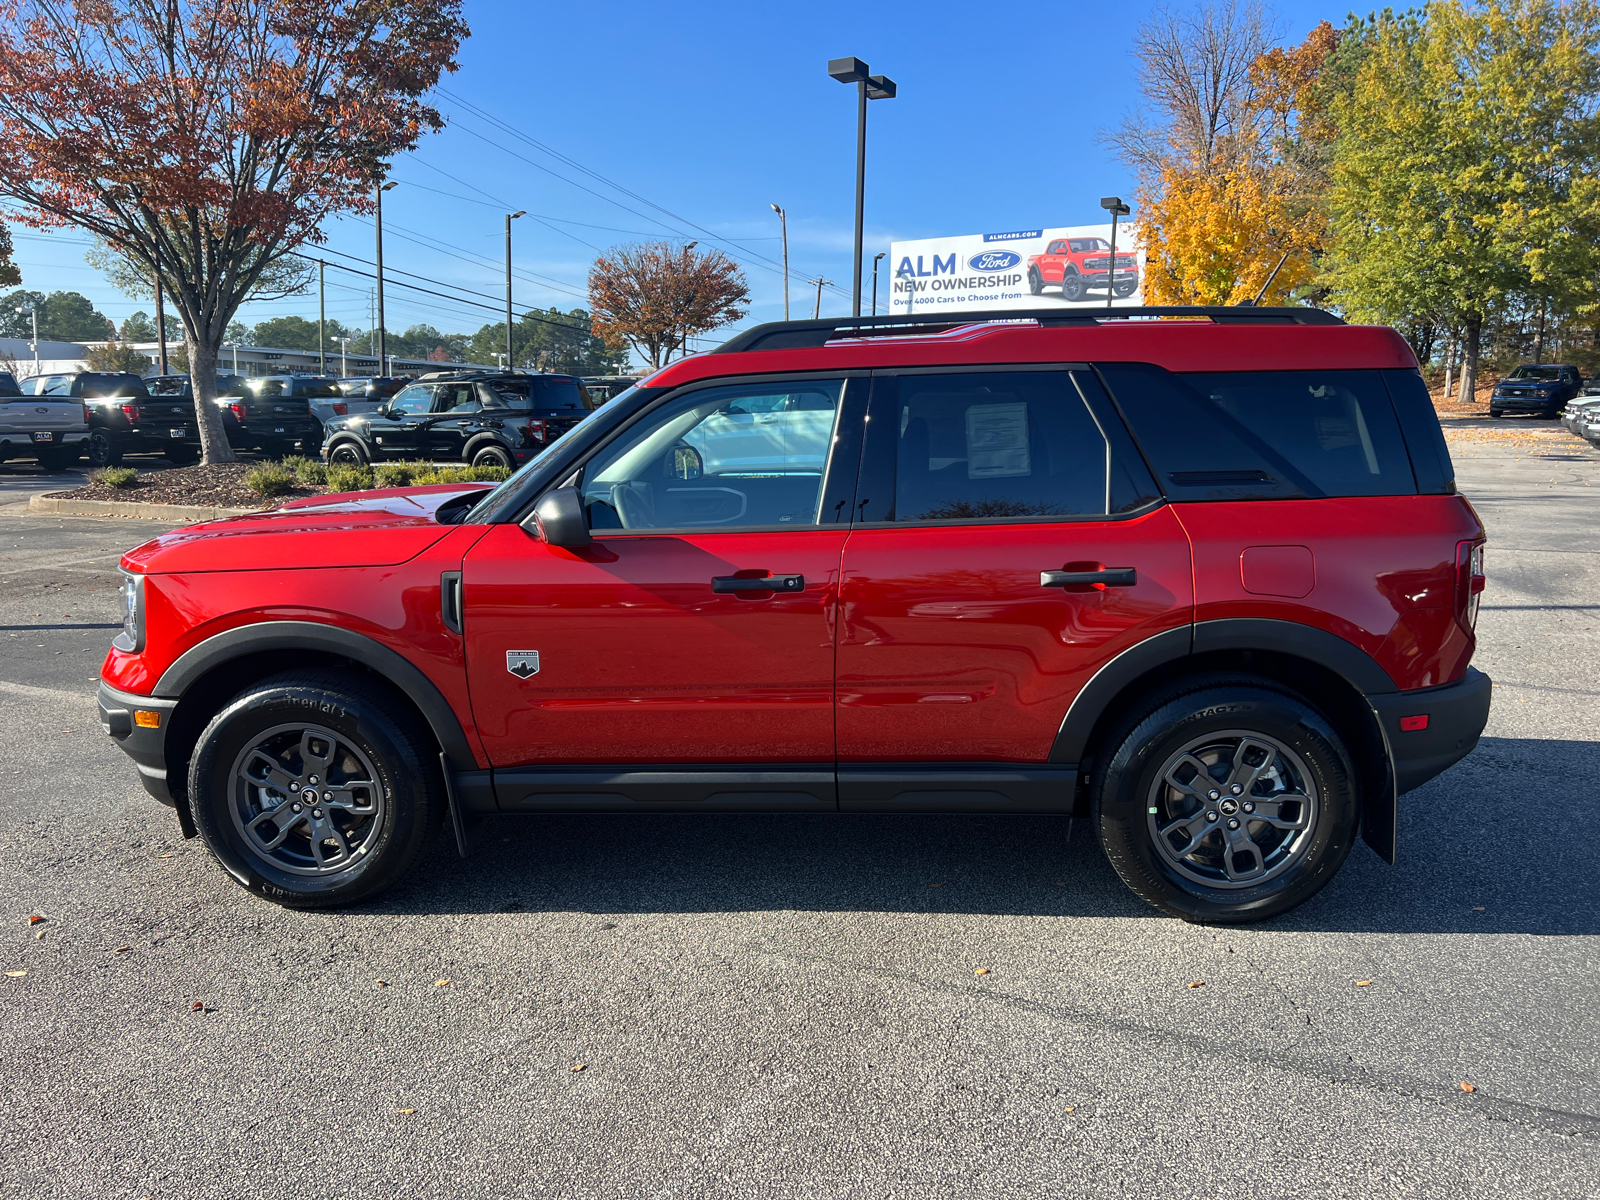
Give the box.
[324,463,374,493]
[97,466,139,489]
[373,463,414,488]
[245,464,295,496]
[294,459,328,486]
[470,465,511,483]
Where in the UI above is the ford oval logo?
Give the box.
[969,250,1022,272]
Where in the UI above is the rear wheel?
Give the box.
[87,429,122,467]
[187,671,444,909]
[164,442,199,466]
[471,442,514,470]
[1091,676,1360,923]
[1060,273,1086,302]
[36,446,78,471]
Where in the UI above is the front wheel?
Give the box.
[328,439,369,466]
[87,429,122,468]
[1059,273,1086,302]
[1027,268,1042,296]
[187,672,444,908]
[1113,280,1138,298]
[1091,676,1360,923]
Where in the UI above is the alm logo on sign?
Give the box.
[506,650,540,678]
[968,250,1022,272]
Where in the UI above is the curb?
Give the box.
[28,494,260,522]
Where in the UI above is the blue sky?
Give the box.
[5,0,1340,364]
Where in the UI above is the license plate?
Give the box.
[32,432,52,443]
[273,427,286,433]
[169,427,186,438]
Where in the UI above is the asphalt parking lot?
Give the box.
[1,429,1597,1199]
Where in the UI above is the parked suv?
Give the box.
[20,371,187,467]
[99,306,1489,921]
[320,371,595,469]
[1027,237,1140,302]
[1490,363,1583,418]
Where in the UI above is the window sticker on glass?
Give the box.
[965,403,1031,479]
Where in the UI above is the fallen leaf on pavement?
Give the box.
[570,1063,586,1073]
[113,946,130,953]
[974,968,990,976]
[27,915,43,925]
[189,1001,204,1011]
[375,979,387,988]
[152,853,176,859]
[1356,980,1372,987]
[1064,1106,1076,1112]
[1187,981,1205,989]
[397,1108,416,1115]
[1460,1082,1475,1093]
[434,978,451,987]
[5,970,25,978]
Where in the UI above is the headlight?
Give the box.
[113,569,144,652]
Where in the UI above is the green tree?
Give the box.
[0,223,18,288]
[84,340,152,372]
[1319,0,1600,402]
[248,314,350,351]
[119,310,181,342]
[0,288,115,341]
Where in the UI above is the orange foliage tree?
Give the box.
[588,243,749,371]
[0,0,468,462]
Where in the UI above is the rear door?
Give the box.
[836,367,1192,781]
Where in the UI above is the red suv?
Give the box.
[1028,237,1140,302]
[98,306,1490,922]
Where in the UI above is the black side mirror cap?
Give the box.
[532,486,592,548]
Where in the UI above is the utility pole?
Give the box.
[375,180,396,370]
[506,210,525,370]
[812,277,830,320]
[317,259,326,376]
[771,204,789,320]
[153,244,169,375]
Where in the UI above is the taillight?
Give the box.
[83,403,92,423]
[332,402,348,415]
[119,402,141,423]
[230,401,246,423]
[526,417,547,443]
[1455,540,1486,633]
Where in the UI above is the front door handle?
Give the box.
[1041,568,1137,588]
[454,419,472,426]
[712,573,805,594]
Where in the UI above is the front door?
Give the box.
[462,375,861,769]
[372,383,433,457]
[837,368,1193,767]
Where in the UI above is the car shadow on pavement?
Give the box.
[374,735,1597,935]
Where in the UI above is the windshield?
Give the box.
[1069,238,1111,252]
[1507,366,1565,381]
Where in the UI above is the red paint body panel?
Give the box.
[836,508,1194,762]
[1175,495,1483,690]
[647,323,1419,392]
[461,525,846,765]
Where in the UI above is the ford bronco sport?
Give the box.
[1027,237,1140,302]
[99,306,1490,922]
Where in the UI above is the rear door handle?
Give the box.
[1040,568,1137,588]
[712,574,805,594]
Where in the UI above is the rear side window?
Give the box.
[0,373,19,397]
[1381,369,1454,494]
[533,377,593,411]
[1097,364,1416,500]
[79,373,149,400]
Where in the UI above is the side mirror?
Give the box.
[671,444,702,480]
[532,486,592,549]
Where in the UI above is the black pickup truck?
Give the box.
[20,370,204,467]
[146,373,320,458]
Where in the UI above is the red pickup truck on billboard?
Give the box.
[1028,237,1139,302]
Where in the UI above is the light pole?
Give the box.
[678,241,698,362]
[812,276,831,320]
[224,341,239,374]
[375,180,397,369]
[770,204,789,320]
[505,210,525,369]
[317,259,326,376]
[1100,195,1131,309]
[828,57,897,317]
[335,336,351,377]
[871,252,886,317]
[15,305,38,374]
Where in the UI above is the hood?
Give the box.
[121,483,496,574]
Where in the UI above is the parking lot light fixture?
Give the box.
[376,180,397,366]
[771,204,789,320]
[506,211,525,369]
[829,57,897,317]
[15,304,38,373]
[1100,195,1131,309]
[335,336,351,377]
[871,251,886,316]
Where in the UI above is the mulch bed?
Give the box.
[48,463,319,509]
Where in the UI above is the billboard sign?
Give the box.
[887,222,1143,315]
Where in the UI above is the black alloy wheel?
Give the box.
[1114,280,1139,298]
[471,443,514,470]
[1027,268,1043,296]
[1059,273,1086,302]
[87,429,122,468]
[1091,674,1359,923]
[188,671,444,908]
[328,440,368,466]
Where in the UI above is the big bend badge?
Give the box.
[505,650,540,679]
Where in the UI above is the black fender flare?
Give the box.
[325,434,371,462]
[461,433,514,464]
[155,620,477,771]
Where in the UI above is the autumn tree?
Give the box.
[588,243,749,370]
[0,0,468,463]
[1319,0,1600,404]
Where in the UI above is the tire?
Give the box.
[1090,675,1360,923]
[1114,280,1138,298]
[187,671,445,909]
[164,443,199,466]
[36,446,78,472]
[328,439,368,466]
[87,429,122,468]
[471,442,514,470]
[1489,408,1503,418]
[1027,268,1043,297]
[1060,273,1086,302]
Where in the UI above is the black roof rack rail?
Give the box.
[714,305,1344,355]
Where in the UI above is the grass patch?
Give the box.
[245,464,296,496]
[97,466,139,489]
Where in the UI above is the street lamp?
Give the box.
[505,210,525,369]
[376,180,397,368]
[771,204,789,321]
[871,252,886,317]
[223,340,240,374]
[14,305,38,374]
[1100,195,1131,309]
[335,336,351,377]
[828,56,897,317]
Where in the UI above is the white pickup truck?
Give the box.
[0,372,88,471]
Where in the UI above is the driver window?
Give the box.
[390,385,434,415]
[579,380,844,531]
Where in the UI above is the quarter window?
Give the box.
[580,380,843,530]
